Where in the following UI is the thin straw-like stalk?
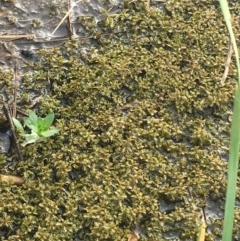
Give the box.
[219,1,240,240]
[219,1,240,83]
[51,0,82,36]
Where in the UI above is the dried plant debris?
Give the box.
[0,174,24,185]
[0,0,240,240]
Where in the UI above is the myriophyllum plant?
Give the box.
[13,110,60,146]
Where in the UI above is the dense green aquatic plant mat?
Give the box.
[1,0,240,240]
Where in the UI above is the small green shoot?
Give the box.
[12,111,60,146]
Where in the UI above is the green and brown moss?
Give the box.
[0,0,240,240]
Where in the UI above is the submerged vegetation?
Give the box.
[0,0,240,240]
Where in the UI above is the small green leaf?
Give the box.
[43,112,55,129]
[12,118,25,134]
[24,111,39,132]
[40,128,60,137]
[21,132,41,146]
[28,110,38,124]
[37,118,47,132]
[24,122,39,132]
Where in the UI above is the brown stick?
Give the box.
[67,0,74,37]
[221,39,233,85]
[0,174,24,185]
[0,34,34,40]
[12,64,19,118]
[16,108,28,116]
[3,104,23,161]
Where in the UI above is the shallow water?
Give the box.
[0,131,10,153]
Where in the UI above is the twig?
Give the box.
[51,0,82,37]
[16,108,28,116]
[0,174,24,185]
[3,104,23,161]
[0,34,34,40]
[221,39,233,85]
[67,0,74,37]
[30,95,43,108]
[12,64,19,118]
[197,208,207,241]
[2,42,20,118]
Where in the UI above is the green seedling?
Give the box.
[12,110,60,146]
